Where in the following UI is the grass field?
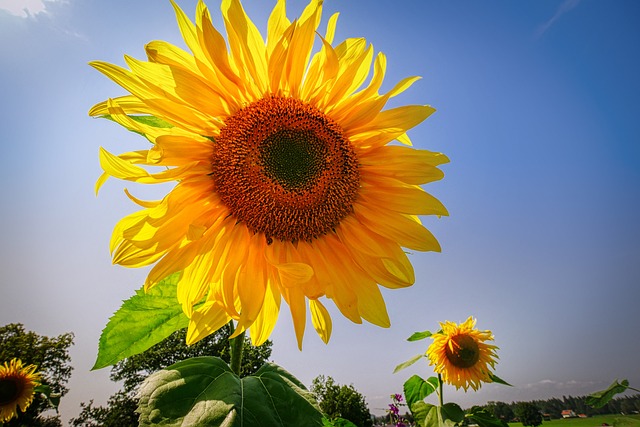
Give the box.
[510,415,640,427]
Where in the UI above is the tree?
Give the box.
[515,402,543,427]
[311,375,373,427]
[0,323,74,427]
[71,325,272,427]
[486,401,514,422]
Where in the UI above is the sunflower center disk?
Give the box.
[446,335,481,369]
[0,378,19,405]
[213,96,360,243]
[261,129,326,190]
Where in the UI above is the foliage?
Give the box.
[587,380,636,409]
[0,323,73,427]
[515,402,543,427]
[111,324,272,393]
[71,391,138,427]
[71,326,272,427]
[485,401,514,422]
[137,357,324,427]
[311,375,373,427]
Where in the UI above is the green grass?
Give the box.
[510,415,640,427]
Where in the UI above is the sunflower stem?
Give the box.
[438,373,444,407]
[228,321,245,376]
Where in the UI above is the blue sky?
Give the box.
[1,0,639,422]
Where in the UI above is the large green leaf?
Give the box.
[404,375,439,409]
[467,407,509,427]
[138,357,324,427]
[412,402,439,427]
[586,379,630,408]
[441,403,464,424]
[93,273,187,370]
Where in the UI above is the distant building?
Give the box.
[561,410,577,418]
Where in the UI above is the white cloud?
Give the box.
[0,0,65,18]
[535,0,582,38]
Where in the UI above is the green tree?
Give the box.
[0,323,74,427]
[515,402,543,427]
[71,325,272,427]
[486,401,515,422]
[311,375,373,427]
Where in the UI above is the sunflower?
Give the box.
[0,359,41,423]
[426,317,498,391]
[90,0,448,348]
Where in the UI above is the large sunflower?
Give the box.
[90,0,448,348]
[426,317,498,391]
[0,359,41,423]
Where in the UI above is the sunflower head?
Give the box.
[90,0,448,348]
[426,317,498,391]
[0,358,42,422]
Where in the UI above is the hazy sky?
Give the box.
[1,0,639,423]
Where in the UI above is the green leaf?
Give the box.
[321,418,358,427]
[408,330,434,341]
[138,357,324,427]
[93,273,187,370]
[586,379,630,408]
[34,384,60,411]
[441,403,464,424]
[466,407,509,427]
[411,401,438,427]
[394,353,424,373]
[488,372,512,387]
[404,375,439,409]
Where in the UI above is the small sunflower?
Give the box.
[426,317,498,391]
[90,0,448,348]
[0,359,42,423]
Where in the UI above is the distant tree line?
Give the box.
[479,394,640,422]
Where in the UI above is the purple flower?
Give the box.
[394,393,403,403]
[388,403,400,416]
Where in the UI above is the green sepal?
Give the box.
[488,372,512,387]
[102,114,174,129]
[33,384,61,412]
[393,353,424,373]
[138,357,324,427]
[404,375,439,409]
[466,406,509,427]
[93,273,188,370]
[586,379,629,408]
[101,114,174,141]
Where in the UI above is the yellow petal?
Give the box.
[354,202,442,252]
[187,300,232,345]
[360,176,449,216]
[221,0,268,97]
[309,299,332,344]
[249,282,281,346]
[266,0,290,55]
